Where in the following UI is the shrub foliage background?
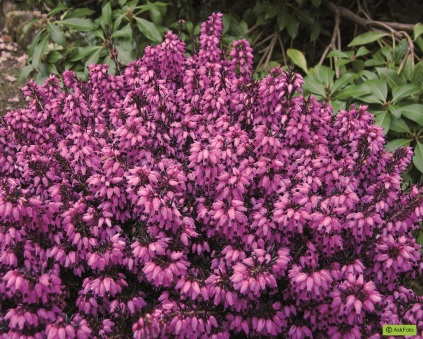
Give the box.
[1,13,423,338]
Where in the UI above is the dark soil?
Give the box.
[0,31,27,117]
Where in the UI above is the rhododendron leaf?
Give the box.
[327,50,353,59]
[361,79,387,103]
[112,24,133,39]
[47,3,68,17]
[413,141,423,173]
[58,18,95,32]
[392,84,420,104]
[313,65,334,87]
[302,77,325,98]
[348,32,388,46]
[47,23,66,45]
[374,110,391,134]
[135,17,162,42]
[71,46,103,61]
[64,8,96,19]
[334,84,367,100]
[377,68,405,89]
[411,61,423,86]
[116,45,134,65]
[32,34,48,70]
[388,104,401,118]
[385,139,411,152]
[287,49,308,74]
[401,104,423,126]
[46,50,63,63]
[414,23,423,41]
[84,48,102,69]
[100,2,112,29]
[331,73,359,94]
[355,46,370,57]
[277,8,289,31]
[390,117,411,134]
[17,64,35,83]
[286,15,299,39]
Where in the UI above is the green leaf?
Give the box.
[416,36,423,55]
[101,2,112,29]
[111,24,133,39]
[393,39,408,65]
[18,65,35,83]
[48,3,68,17]
[348,32,388,47]
[374,110,391,134]
[135,17,162,42]
[302,77,326,98]
[311,0,321,6]
[113,14,125,31]
[334,85,368,100]
[116,45,135,65]
[388,105,402,119]
[411,62,423,86]
[385,139,411,152]
[377,68,404,89]
[390,117,411,133]
[149,7,163,26]
[355,46,370,57]
[64,8,95,18]
[46,50,63,63]
[91,30,105,40]
[71,46,103,61]
[313,65,334,88]
[286,15,299,39]
[414,23,423,41]
[392,84,420,104]
[310,21,320,42]
[47,23,66,45]
[327,50,352,59]
[84,48,102,69]
[287,49,308,74]
[329,100,346,113]
[401,104,423,125]
[414,141,423,173]
[363,79,388,103]
[336,59,353,67]
[276,6,289,31]
[32,34,49,70]
[58,18,94,31]
[331,73,358,94]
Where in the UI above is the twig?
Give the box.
[398,31,415,74]
[278,34,287,67]
[264,33,278,71]
[255,34,275,48]
[318,13,340,73]
[323,0,415,32]
[245,24,259,35]
[253,30,264,45]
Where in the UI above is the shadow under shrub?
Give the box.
[0,12,422,338]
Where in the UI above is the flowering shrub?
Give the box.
[1,12,423,338]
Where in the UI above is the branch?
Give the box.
[319,13,340,65]
[323,0,415,33]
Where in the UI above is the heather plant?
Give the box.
[1,12,423,338]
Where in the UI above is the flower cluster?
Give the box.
[0,12,422,338]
